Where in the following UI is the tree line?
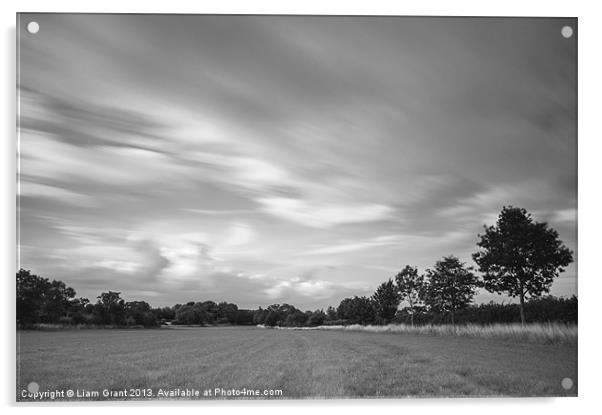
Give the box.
[17,206,575,328]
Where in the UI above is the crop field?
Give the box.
[17,326,577,400]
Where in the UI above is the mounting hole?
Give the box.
[561,26,573,39]
[27,381,39,393]
[26,21,39,34]
[561,377,574,390]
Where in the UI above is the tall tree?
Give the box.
[371,279,401,323]
[473,206,574,325]
[423,256,479,326]
[395,265,425,327]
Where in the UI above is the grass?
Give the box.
[17,326,577,401]
[295,323,578,345]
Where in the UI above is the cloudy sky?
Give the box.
[18,15,576,309]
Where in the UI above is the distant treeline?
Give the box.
[17,268,576,329]
[17,206,575,329]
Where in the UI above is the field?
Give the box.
[17,326,577,400]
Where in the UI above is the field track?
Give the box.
[17,326,577,400]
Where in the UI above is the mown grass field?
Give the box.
[17,326,577,400]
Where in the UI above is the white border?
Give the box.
[3,1,601,414]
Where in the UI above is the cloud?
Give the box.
[551,208,577,223]
[302,235,403,255]
[256,197,395,228]
[19,86,167,151]
[20,130,192,188]
[18,181,98,207]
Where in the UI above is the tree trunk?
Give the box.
[519,291,526,326]
[410,310,414,327]
[451,308,455,327]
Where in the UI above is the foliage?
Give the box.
[306,310,326,327]
[264,311,279,327]
[326,306,337,320]
[17,261,576,330]
[253,307,267,325]
[284,311,309,327]
[217,302,239,324]
[174,302,209,325]
[337,296,376,325]
[234,309,255,325]
[394,295,577,325]
[423,256,479,325]
[371,279,401,323]
[394,265,425,326]
[95,291,126,325]
[17,269,76,325]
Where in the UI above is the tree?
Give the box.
[264,311,278,327]
[234,309,255,325]
[200,301,218,324]
[306,310,326,327]
[217,302,238,324]
[43,280,76,323]
[371,279,401,323]
[125,301,158,326]
[423,256,479,326]
[283,311,308,327]
[326,306,337,321]
[174,302,208,325]
[337,296,376,325]
[16,269,77,325]
[395,265,425,327]
[96,291,126,325]
[17,269,49,324]
[473,206,574,325]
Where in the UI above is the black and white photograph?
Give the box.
[16,13,577,401]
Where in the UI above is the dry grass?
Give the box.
[280,323,577,344]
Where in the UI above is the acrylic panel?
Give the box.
[16,14,577,401]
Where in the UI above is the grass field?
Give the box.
[17,326,577,400]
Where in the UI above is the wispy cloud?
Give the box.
[256,197,395,228]
[302,235,404,255]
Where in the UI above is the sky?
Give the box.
[17,14,577,310]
